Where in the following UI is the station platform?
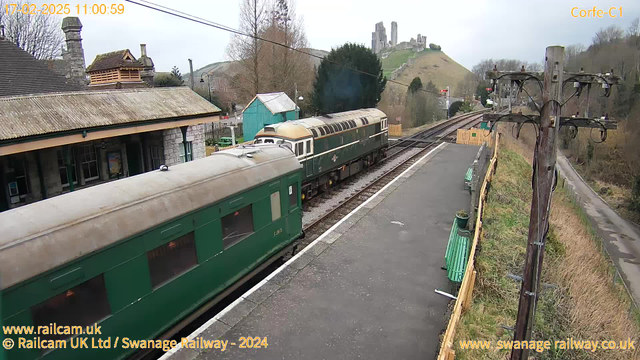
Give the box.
[164,143,481,360]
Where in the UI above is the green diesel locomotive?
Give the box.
[254,108,389,200]
[0,145,302,360]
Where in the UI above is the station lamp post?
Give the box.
[199,71,213,103]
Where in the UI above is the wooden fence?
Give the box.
[389,124,403,137]
[456,128,492,146]
[437,133,500,360]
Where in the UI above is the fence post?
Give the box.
[462,269,477,311]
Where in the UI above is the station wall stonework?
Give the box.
[162,124,205,166]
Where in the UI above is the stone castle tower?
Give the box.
[391,21,398,47]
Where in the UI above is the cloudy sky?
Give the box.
[29,0,640,72]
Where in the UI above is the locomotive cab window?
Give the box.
[306,140,312,154]
[31,275,111,341]
[222,204,254,249]
[296,142,304,156]
[147,232,198,288]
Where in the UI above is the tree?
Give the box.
[472,59,494,80]
[227,0,267,99]
[170,66,183,83]
[424,80,438,94]
[449,101,463,117]
[408,77,422,94]
[456,72,479,101]
[154,73,183,87]
[475,82,490,106]
[429,43,441,51]
[629,17,640,38]
[311,43,386,113]
[0,0,64,59]
[260,0,313,100]
[592,25,624,47]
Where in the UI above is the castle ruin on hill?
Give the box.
[371,21,426,55]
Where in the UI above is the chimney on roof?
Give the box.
[61,17,87,86]
[138,43,155,86]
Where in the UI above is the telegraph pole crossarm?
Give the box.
[483,113,618,130]
[480,46,620,360]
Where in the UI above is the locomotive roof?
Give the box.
[0,145,301,290]
[256,108,386,140]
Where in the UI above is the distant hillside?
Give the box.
[184,48,328,87]
[382,49,472,94]
[183,60,240,87]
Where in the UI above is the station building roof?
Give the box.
[0,87,221,155]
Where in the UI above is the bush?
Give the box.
[449,101,463,117]
[205,138,217,146]
[429,43,442,51]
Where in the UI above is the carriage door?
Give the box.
[305,139,313,178]
[288,181,302,238]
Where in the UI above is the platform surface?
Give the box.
[166,143,480,360]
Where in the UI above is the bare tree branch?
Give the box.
[0,0,64,59]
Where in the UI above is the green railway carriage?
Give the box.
[0,145,302,360]
[254,108,389,199]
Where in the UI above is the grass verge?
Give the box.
[452,137,639,360]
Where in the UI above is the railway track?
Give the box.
[301,111,484,215]
[300,111,484,247]
[139,111,485,360]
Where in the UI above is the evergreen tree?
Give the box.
[312,43,386,113]
[408,77,423,94]
[170,66,184,83]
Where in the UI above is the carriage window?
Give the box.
[147,232,197,288]
[222,205,254,249]
[306,140,312,154]
[318,127,326,136]
[311,129,318,137]
[31,275,111,342]
[296,142,303,156]
[264,139,274,143]
[271,192,281,221]
[289,183,298,208]
[254,139,263,144]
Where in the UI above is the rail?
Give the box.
[437,132,500,360]
[303,113,485,236]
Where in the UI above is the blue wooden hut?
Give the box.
[242,92,297,141]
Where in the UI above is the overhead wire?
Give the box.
[125,0,445,97]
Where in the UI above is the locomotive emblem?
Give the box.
[331,154,338,162]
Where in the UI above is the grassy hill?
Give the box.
[383,49,471,93]
[382,49,428,77]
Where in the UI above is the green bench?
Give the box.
[464,167,473,191]
[444,218,471,283]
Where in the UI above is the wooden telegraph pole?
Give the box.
[483,46,619,360]
[510,46,564,360]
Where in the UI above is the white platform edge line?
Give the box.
[160,142,446,359]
